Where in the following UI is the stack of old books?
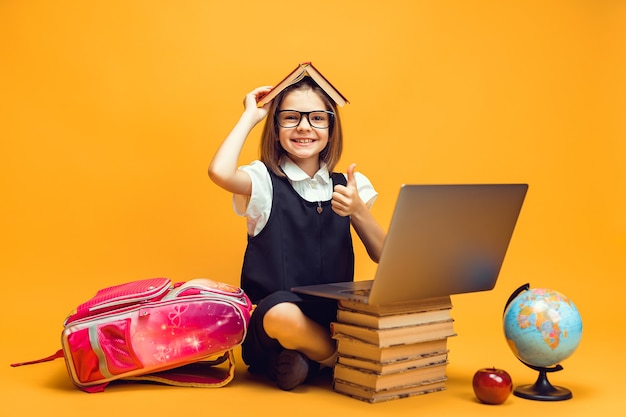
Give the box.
[331,296,456,403]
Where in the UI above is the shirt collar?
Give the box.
[280,157,331,185]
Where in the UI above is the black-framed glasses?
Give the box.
[276,110,335,129]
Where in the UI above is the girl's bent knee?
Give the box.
[263,303,304,338]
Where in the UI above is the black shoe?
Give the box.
[269,349,315,391]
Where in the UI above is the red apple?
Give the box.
[472,367,513,405]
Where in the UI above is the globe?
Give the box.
[503,284,583,401]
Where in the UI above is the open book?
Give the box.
[256,62,349,107]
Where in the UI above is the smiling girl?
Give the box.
[209,74,385,390]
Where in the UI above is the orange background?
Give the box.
[1,1,624,416]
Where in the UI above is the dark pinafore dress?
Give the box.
[240,169,354,369]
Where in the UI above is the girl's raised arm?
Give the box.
[208,86,272,195]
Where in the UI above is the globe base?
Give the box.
[514,366,572,401]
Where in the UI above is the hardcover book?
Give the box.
[337,295,452,316]
[337,351,448,375]
[331,319,456,348]
[336,307,452,329]
[334,335,450,363]
[333,361,448,391]
[333,378,447,403]
[256,62,348,107]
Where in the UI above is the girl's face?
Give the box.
[277,88,330,175]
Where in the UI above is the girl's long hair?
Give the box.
[259,77,344,176]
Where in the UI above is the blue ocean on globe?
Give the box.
[503,287,583,368]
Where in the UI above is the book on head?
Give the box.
[256,62,349,107]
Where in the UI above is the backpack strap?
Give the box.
[122,350,236,388]
[11,349,236,391]
[10,349,64,367]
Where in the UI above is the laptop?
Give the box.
[292,183,528,305]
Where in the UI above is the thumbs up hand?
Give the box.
[332,163,364,217]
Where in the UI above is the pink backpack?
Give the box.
[12,277,253,392]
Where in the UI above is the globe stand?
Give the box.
[514,362,572,401]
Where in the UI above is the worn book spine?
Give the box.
[333,378,447,403]
[331,319,456,348]
[338,351,448,375]
[337,295,452,316]
[333,362,448,391]
[336,307,452,329]
[334,335,449,363]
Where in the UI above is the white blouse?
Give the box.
[233,158,378,236]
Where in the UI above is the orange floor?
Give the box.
[2,292,619,417]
